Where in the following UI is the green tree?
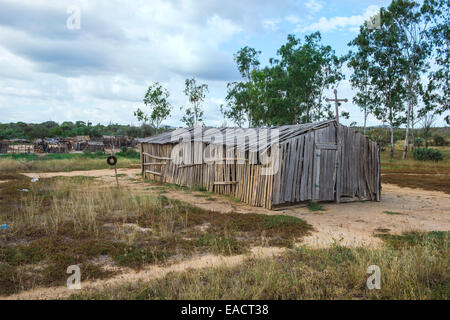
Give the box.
[231,46,261,126]
[181,78,208,127]
[134,82,172,134]
[49,126,63,137]
[348,26,374,135]
[366,7,406,160]
[383,0,432,158]
[423,0,449,124]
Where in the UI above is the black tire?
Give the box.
[107,155,117,166]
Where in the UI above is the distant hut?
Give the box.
[87,141,105,152]
[73,136,90,151]
[0,140,8,154]
[139,120,381,209]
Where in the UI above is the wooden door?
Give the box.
[313,143,338,201]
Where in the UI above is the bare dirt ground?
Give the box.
[22,168,450,248]
[12,167,449,300]
[3,246,283,300]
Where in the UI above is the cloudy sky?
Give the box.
[0,0,445,127]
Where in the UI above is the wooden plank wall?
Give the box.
[142,141,274,209]
[141,123,381,209]
[339,125,380,201]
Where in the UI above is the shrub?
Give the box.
[414,137,424,147]
[413,148,443,162]
[367,128,390,150]
[117,147,140,159]
[433,135,445,146]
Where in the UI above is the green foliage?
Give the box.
[134,82,172,132]
[222,33,346,127]
[307,203,325,212]
[422,0,449,122]
[181,78,208,127]
[384,211,402,215]
[433,134,445,146]
[414,137,425,147]
[0,121,151,140]
[221,47,261,126]
[413,148,443,162]
[117,147,140,159]
[366,128,391,150]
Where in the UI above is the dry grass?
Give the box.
[69,231,449,300]
[0,175,312,296]
[0,156,139,173]
[380,142,450,193]
[381,143,450,174]
[382,173,450,194]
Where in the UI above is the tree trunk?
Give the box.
[390,124,394,160]
[411,108,415,151]
[363,107,367,136]
[402,106,410,159]
[402,76,413,160]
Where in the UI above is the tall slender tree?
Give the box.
[348,26,374,135]
[181,78,209,127]
[382,0,432,159]
[365,7,406,159]
[423,0,449,124]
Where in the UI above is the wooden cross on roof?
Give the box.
[325,89,348,125]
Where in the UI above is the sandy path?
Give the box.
[1,247,284,300]
[20,168,450,248]
[22,168,141,180]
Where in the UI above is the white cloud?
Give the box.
[299,5,380,33]
[285,15,302,24]
[305,0,323,13]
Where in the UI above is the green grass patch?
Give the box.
[377,231,449,250]
[195,233,247,255]
[307,203,325,212]
[383,211,402,215]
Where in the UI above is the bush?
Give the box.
[367,128,390,150]
[433,135,445,146]
[414,137,424,147]
[117,147,140,159]
[413,148,443,162]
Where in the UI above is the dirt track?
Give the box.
[2,247,283,300]
[11,168,449,300]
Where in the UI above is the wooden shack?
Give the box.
[87,141,105,152]
[139,120,380,209]
[0,140,8,154]
[73,136,90,151]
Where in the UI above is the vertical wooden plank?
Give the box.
[313,147,321,201]
[335,122,342,203]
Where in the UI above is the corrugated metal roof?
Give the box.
[139,120,336,152]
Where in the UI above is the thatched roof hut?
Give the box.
[139,120,380,209]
